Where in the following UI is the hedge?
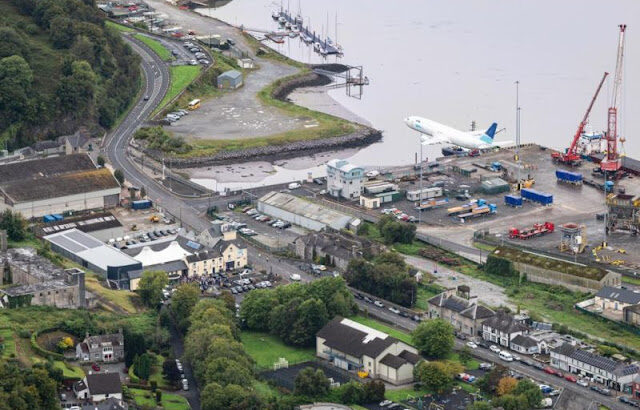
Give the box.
[30,329,64,360]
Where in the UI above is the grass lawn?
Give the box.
[0,328,16,358]
[349,316,413,345]
[134,33,173,61]
[130,388,190,410]
[241,331,315,369]
[52,361,84,379]
[155,65,201,115]
[106,20,135,32]
[149,353,171,389]
[622,275,640,286]
[84,273,141,314]
[415,283,446,310]
[385,386,431,402]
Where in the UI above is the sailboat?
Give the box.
[271,10,280,20]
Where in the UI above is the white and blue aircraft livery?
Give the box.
[404,116,513,150]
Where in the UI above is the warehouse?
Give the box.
[257,191,356,231]
[36,212,124,242]
[0,154,121,219]
[44,229,141,290]
[217,70,243,89]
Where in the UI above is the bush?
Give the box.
[30,330,64,360]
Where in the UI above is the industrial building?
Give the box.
[0,154,120,219]
[316,316,421,385]
[44,229,142,290]
[217,70,243,89]
[36,212,124,242]
[258,191,357,231]
[326,159,364,200]
[0,247,89,309]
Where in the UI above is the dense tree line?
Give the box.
[1,0,140,149]
[376,215,416,244]
[0,359,62,410]
[344,252,418,307]
[240,277,357,347]
[0,209,27,241]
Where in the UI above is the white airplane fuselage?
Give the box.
[404,116,507,150]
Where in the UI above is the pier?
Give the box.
[273,9,342,55]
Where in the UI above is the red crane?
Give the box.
[600,24,627,172]
[551,72,609,166]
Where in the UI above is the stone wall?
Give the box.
[513,261,621,293]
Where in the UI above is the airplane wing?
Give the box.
[420,133,450,146]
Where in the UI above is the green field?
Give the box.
[134,33,173,61]
[241,331,315,369]
[155,65,201,115]
[130,388,190,410]
[53,361,84,379]
[0,329,16,358]
[105,20,135,32]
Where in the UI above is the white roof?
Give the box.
[326,159,363,173]
[132,241,193,267]
[44,229,139,271]
[340,318,388,343]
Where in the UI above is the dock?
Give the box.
[273,9,342,55]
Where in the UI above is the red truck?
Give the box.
[509,222,555,240]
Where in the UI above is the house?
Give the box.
[74,373,122,402]
[427,287,495,337]
[80,397,127,410]
[510,334,539,355]
[292,231,383,271]
[632,374,640,400]
[316,316,421,385]
[595,286,640,312]
[326,159,364,200]
[482,310,528,348]
[624,304,640,327]
[32,140,63,156]
[217,70,243,89]
[76,330,125,363]
[196,220,237,248]
[551,343,639,391]
[59,128,92,155]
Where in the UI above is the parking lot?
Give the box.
[220,207,306,249]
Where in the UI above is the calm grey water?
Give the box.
[204,0,640,170]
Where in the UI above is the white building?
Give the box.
[74,373,122,403]
[551,343,639,391]
[0,154,120,219]
[316,316,421,385]
[326,159,364,200]
[482,310,529,348]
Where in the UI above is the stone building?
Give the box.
[427,286,495,337]
[293,231,383,271]
[76,330,125,363]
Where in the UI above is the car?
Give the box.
[231,288,238,294]
[620,397,631,404]
[182,378,189,391]
[388,307,400,314]
[590,385,601,393]
[399,311,410,318]
[411,315,422,322]
[366,170,380,178]
[290,274,301,282]
[499,351,514,362]
[373,300,385,308]
[313,178,324,185]
[565,375,577,383]
[199,59,210,65]
[354,293,364,300]
[91,363,100,371]
[143,95,150,101]
[227,38,235,45]
[543,366,556,375]
[577,379,589,387]
[548,389,561,396]
[599,388,612,396]
[519,358,533,366]
[479,362,493,370]
[288,182,301,190]
[539,385,553,394]
[554,371,564,378]
[69,407,81,410]
[363,296,373,303]
[512,354,521,362]
[189,59,198,65]
[466,341,478,349]
[489,345,501,353]
[379,400,393,407]
[534,362,546,370]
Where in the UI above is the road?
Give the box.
[355,299,628,410]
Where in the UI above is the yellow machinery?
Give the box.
[150,215,160,223]
[357,371,369,379]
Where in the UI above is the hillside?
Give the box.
[0,0,141,149]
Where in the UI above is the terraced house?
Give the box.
[427,286,495,337]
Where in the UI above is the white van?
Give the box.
[290,274,301,281]
[499,351,514,362]
[288,182,301,190]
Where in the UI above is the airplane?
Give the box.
[404,116,513,150]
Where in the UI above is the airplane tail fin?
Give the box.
[485,123,498,139]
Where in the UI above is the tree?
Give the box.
[49,15,75,48]
[414,361,454,394]
[204,358,253,387]
[133,353,153,381]
[240,290,277,332]
[0,209,27,242]
[363,379,386,403]
[497,377,518,396]
[412,319,454,359]
[96,155,105,167]
[201,383,262,410]
[113,169,124,185]
[56,336,73,352]
[477,364,508,395]
[512,379,543,409]
[289,298,328,346]
[294,367,330,397]
[467,402,493,410]
[459,346,472,366]
[140,186,147,199]
[124,330,147,368]
[137,271,168,308]
[162,359,181,385]
[171,283,201,332]
[338,381,364,404]
[492,394,529,410]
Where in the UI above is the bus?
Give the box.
[188,99,201,110]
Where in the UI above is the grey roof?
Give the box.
[219,69,242,80]
[138,260,187,273]
[596,286,640,305]
[40,212,122,236]
[379,353,409,369]
[461,304,495,320]
[0,154,95,183]
[86,332,123,347]
[85,373,122,395]
[482,311,528,334]
[259,191,354,230]
[62,128,91,149]
[552,343,639,376]
[428,292,495,320]
[1,279,74,297]
[511,334,538,348]
[32,140,62,151]
[398,350,421,365]
[317,316,396,359]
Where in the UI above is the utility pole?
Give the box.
[418,141,423,225]
[515,81,521,191]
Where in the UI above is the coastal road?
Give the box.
[356,299,627,410]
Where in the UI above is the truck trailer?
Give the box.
[521,189,553,206]
[509,222,555,239]
[555,169,583,185]
[457,204,497,222]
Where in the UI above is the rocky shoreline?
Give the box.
[145,68,382,169]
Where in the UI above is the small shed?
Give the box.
[217,70,243,89]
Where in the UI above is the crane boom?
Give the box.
[567,72,609,156]
[601,24,627,172]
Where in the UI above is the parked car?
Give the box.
[182,378,189,391]
[539,385,553,394]
[599,388,612,396]
[373,300,385,308]
[91,363,100,371]
[565,375,577,383]
[466,341,478,349]
[577,379,589,387]
[479,362,493,370]
[388,307,400,314]
[363,296,373,303]
[489,345,501,354]
[543,366,556,375]
[379,400,393,407]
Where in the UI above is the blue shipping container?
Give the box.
[132,199,153,210]
[42,215,55,223]
[504,195,523,207]
[521,188,553,205]
[52,214,64,221]
[555,169,583,183]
